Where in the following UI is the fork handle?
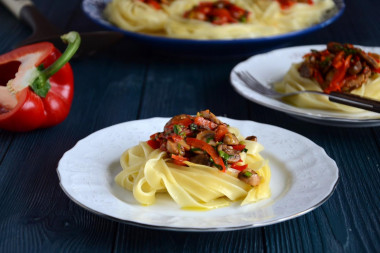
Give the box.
[329,92,380,113]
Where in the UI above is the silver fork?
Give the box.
[234,70,380,113]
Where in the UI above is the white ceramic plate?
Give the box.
[57,117,339,231]
[230,45,380,127]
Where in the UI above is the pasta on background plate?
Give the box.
[104,0,335,39]
[275,42,380,112]
[116,110,271,210]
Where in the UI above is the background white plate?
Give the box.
[230,45,380,127]
[57,117,339,231]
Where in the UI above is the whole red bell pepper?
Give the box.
[0,32,80,132]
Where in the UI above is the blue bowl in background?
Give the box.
[82,0,345,58]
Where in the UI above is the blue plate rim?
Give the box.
[82,0,345,45]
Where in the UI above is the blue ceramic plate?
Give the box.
[82,0,345,57]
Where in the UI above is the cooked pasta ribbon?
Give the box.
[104,0,169,33]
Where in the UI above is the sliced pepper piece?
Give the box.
[171,154,189,166]
[186,137,226,172]
[194,116,218,130]
[164,114,193,133]
[0,32,80,132]
[277,0,313,9]
[183,1,249,25]
[232,144,246,151]
[231,163,248,171]
[138,0,162,9]
[147,139,161,149]
[325,54,352,93]
[332,51,345,69]
[170,134,183,143]
[214,124,229,142]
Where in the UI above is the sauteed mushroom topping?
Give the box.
[298,42,380,93]
[238,170,261,186]
[183,1,250,25]
[146,110,261,186]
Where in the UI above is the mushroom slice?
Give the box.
[190,154,211,166]
[217,144,239,155]
[238,170,261,187]
[198,109,222,124]
[217,144,240,163]
[358,50,379,70]
[223,132,239,145]
[227,154,241,164]
[245,136,257,142]
[166,140,185,156]
[196,130,216,146]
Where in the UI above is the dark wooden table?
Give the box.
[1,0,379,252]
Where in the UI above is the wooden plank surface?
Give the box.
[0,0,379,252]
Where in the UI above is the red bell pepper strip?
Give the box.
[232,144,246,151]
[171,154,189,166]
[150,132,159,140]
[325,54,352,93]
[214,124,229,142]
[332,51,344,69]
[184,1,249,25]
[170,134,183,143]
[231,163,248,171]
[194,116,218,130]
[186,137,226,172]
[146,0,161,9]
[276,0,313,9]
[164,114,193,132]
[276,0,296,9]
[229,4,248,20]
[0,32,80,132]
[138,0,162,9]
[147,139,161,149]
[312,68,324,85]
[210,8,236,25]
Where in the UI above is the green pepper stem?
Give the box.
[30,31,81,97]
[43,31,81,78]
